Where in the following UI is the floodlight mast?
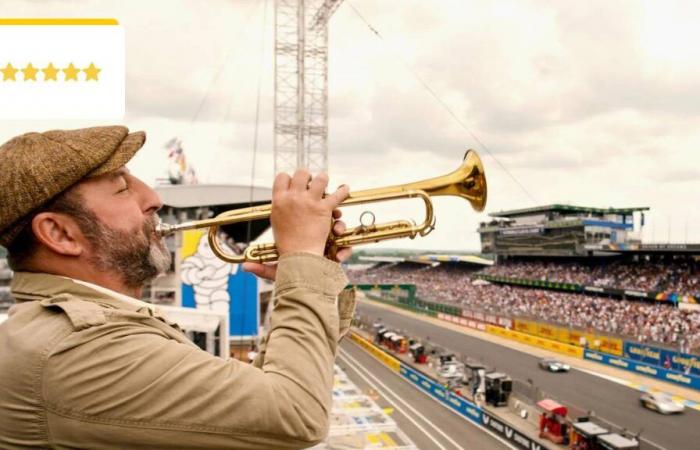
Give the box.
[274,0,344,175]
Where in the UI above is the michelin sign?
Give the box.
[180,229,259,337]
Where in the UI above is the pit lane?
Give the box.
[357,300,699,450]
[338,338,513,450]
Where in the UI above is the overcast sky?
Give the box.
[3,0,700,251]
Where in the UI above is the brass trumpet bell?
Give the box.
[156,149,487,263]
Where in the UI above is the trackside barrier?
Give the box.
[583,349,700,391]
[349,332,550,449]
[513,318,623,356]
[351,284,417,303]
[623,341,700,377]
[437,312,487,331]
[365,294,438,318]
[481,411,545,450]
[486,325,584,359]
[349,332,401,372]
[399,364,482,424]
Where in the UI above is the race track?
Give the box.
[339,338,512,450]
[357,301,699,450]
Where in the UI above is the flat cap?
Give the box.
[0,125,146,247]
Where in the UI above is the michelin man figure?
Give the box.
[181,233,237,315]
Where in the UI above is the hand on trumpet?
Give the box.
[242,169,352,281]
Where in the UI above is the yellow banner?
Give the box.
[536,322,559,341]
[513,319,623,356]
[599,336,623,356]
[349,333,401,372]
[513,319,536,335]
[486,325,583,358]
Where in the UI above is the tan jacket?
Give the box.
[0,253,354,450]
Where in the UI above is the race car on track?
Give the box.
[538,358,570,373]
[639,392,685,414]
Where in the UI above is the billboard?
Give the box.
[624,342,700,377]
[513,319,623,356]
[584,349,700,391]
[481,411,544,450]
[180,230,259,338]
[400,364,482,424]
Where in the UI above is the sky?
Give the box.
[2,0,700,251]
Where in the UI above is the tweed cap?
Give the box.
[0,125,146,247]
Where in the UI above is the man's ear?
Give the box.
[31,212,84,257]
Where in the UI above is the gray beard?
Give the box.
[86,215,172,289]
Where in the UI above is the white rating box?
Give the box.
[0,18,124,119]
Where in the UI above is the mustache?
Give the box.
[143,215,162,240]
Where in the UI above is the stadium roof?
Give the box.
[155,184,272,208]
[407,254,494,266]
[358,256,408,263]
[489,204,649,218]
[357,254,493,266]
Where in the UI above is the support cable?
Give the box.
[347,1,538,205]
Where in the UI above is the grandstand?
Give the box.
[349,205,700,356]
[478,204,648,257]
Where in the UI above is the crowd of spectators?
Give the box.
[481,259,699,296]
[348,263,700,353]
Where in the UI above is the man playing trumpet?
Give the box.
[0,125,354,449]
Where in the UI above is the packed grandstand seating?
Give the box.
[348,262,700,354]
[481,259,699,296]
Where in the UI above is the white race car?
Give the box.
[640,392,685,415]
[538,358,570,373]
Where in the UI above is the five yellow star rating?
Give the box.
[1,63,101,82]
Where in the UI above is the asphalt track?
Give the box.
[357,301,699,450]
[338,338,512,450]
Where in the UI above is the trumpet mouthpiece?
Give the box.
[155,221,175,237]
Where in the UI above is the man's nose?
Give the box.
[131,175,162,215]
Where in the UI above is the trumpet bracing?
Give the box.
[156,150,487,263]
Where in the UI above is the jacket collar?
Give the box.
[10,271,154,314]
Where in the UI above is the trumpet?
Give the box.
[156,150,487,263]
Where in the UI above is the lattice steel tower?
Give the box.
[274,0,343,174]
